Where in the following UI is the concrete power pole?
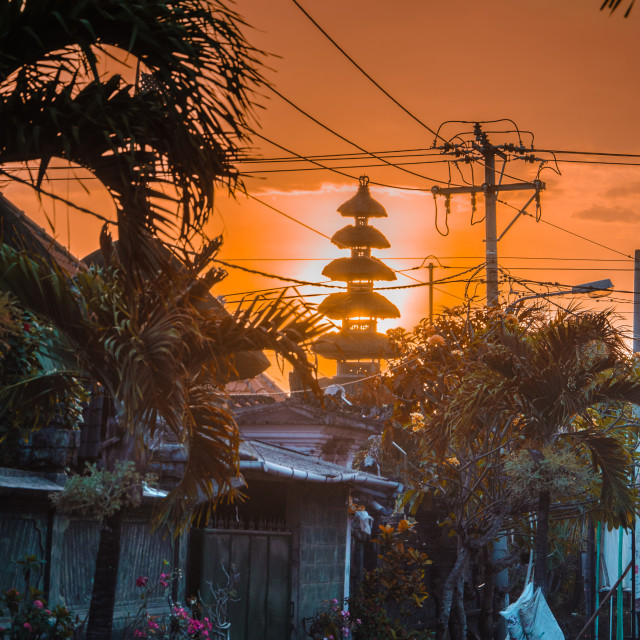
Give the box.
[431,124,544,307]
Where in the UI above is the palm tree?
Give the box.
[601,0,635,17]
[0,0,263,270]
[0,235,328,639]
[0,3,326,637]
[446,308,640,594]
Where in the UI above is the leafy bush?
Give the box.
[0,556,76,640]
[349,520,433,640]
[0,292,86,460]
[50,461,156,521]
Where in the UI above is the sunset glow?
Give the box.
[4,0,640,366]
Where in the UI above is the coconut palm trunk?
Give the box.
[533,490,551,594]
[87,514,123,640]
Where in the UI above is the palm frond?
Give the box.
[153,377,241,531]
[572,429,635,528]
[0,0,266,251]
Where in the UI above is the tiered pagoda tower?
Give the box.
[313,176,400,385]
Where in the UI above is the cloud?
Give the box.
[573,204,640,223]
[252,180,425,200]
[604,181,640,198]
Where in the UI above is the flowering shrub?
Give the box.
[348,520,433,640]
[306,599,358,640]
[0,556,76,640]
[127,562,238,640]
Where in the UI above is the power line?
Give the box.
[269,86,453,185]
[290,0,443,142]
[250,129,437,192]
[495,197,633,259]
[243,157,454,174]
[245,192,333,242]
[218,256,631,262]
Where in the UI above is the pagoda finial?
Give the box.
[359,175,369,188]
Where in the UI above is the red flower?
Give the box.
[136,576,149,588]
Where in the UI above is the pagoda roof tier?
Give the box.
[312,330,392,360]
[322,256,396,282]
[337,179,387,219]
[319,291,400,320]
[331,224,390,250]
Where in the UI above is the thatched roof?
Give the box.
[331,224,390,250]
[312,330,391,360]
[322,256,396,282]
[319,291,400,320]
[0,194,83,274]
[337,182,387,219]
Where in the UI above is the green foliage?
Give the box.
[349,520,433,640]
[504,446,598,503]
[0,292,87,459]
[0,556,76,640]
[50,461,156,521]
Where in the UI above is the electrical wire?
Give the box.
[249,129,437,192]
[245,192,333,242]
[289,0,443,142]
[496,197,633,259]
[268,86,453,185]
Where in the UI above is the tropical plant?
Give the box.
[306,599,358,640]
[0,236,327,640]
[449,306,640,594]
[0,0,264,271]
[375,306,640,638]
[0,4,326,640]
[0,291,86,459]
[348,520,432,640]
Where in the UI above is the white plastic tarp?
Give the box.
[500,583,564,640]
[600,527,632,590]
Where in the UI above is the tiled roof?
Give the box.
[239,439,400,495]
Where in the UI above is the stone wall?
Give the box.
[0,478,185,637]
[288,484,350,636]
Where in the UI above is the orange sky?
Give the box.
[4,0,640,378]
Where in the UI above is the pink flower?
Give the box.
[33,600,43,609]
[160,580,168,588]
[136,576,149,588]
[356,618,361,624]
[45,610,52,615]
[23,622,32,631]
[133,630,147,638]
[172,606,188,620]
[147,619,160,630]
[188,619,206,636]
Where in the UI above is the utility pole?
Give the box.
[428,262,434,323]
[431,123,544,307]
